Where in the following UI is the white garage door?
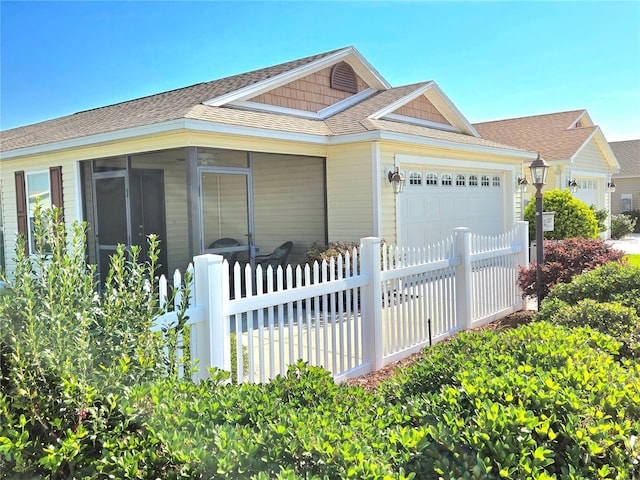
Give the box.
[399,171,505,247]
[573,179,598,208]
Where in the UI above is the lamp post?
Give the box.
[529,153,549,309]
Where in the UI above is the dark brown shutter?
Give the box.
[15,170,28,255]
[330,62,358,94]
[49,166,64,218]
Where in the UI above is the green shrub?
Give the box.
[517,237,624,301]
[591,205,608,232]
[0,206,186,477]
[380,322,640,479]
[622,210,640,233]
[538,298,640,358]
[524,189,600,241]
[611,213,638,239]
[542,262,640,310]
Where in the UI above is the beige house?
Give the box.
[0,46,534,280]
[609,139,640,215]
[474,110,620,235]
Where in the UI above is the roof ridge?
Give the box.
[473,109,587,126]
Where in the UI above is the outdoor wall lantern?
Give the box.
[607,180,617,193]
[567,179,579,193]
[388,166,405,194]
[529,153,549,310]
[517,176,529,193]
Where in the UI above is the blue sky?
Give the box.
[1,1,639,140]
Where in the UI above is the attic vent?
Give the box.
[330,62,358,93]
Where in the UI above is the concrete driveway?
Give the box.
[606,233,640,255]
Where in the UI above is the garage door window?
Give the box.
[481,175,490,187]
[409,172,422,186]
[578,179,596,189]
[469,175,478,186]
[442,174,453,186]
[426,173,438,186]
[492,176,501,187]
[456,174,466,186]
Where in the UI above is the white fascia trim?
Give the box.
[229,87,377,120]
[204,47,390,107]
[396,153,519,173]
[329,130,536,159]
[0,119,189,160]
[381,113,462,133]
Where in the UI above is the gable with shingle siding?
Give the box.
[392,95,450,125]
[248,66,369,113]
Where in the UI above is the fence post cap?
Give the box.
[193,253,224,265]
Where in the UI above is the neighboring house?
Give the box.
[0,46,534,280]
[609,139,640,215]
[474,110,620,235]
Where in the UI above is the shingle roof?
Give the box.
[0,48,345,152]
[473,110,596,160]
[609,139,640,176]
[1,47,529,156]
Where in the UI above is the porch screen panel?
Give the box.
[201,173,249,249]
[252,153,326,262]
[95,177,128,246]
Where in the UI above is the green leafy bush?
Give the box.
[622,210,640,233]
[538,298,640,358]
[517,237,624,301]
[524,189,600,241]
[611,213,638,239]
[542,262,640,310]
[0,206,185,478]
[591,205,608,232]
[380,322,640,479]
[535,262,640,358]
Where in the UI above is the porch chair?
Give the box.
[255,241,293,272]
[208,237,242,266]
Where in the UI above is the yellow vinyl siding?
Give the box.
[326,143,374,242]
[574,139,610,173]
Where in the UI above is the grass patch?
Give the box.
[625,253,640,266]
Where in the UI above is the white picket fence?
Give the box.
[152,222,529,383]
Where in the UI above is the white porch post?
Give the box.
[454,227,472,331]
[360,237,384,371]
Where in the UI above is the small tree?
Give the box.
[524,189,600,241]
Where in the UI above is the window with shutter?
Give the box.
[15,167,64,254]
[14,171,28,255]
